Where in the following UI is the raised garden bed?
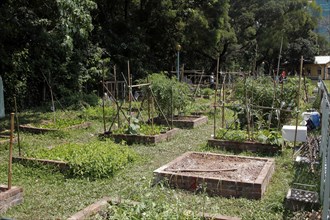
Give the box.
[13,157,70,173]
[68,196,241,220]
[207,139,281,154]
[108,128,179,145]
[19,122,91,133]
[153,115,208,129]
[285,188,320,211]
[153,152,275,199]
[0,185,23,214]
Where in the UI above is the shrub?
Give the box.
[25,141,138,179]
[57,87,100,109]
[81,106,116,120]
[201,88,214,96]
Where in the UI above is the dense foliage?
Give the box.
[234,76,306,126]
[31,118,85,129]
[113,117,168,135]
[25,140,137,178]
[0,0,324,111]
[141,73,191,117]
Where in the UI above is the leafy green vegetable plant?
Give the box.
[32,118,85,129]
[215,128,283,146]
[113,117,167,135]
[25,140,137,179]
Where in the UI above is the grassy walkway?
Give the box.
[1,112,297,219]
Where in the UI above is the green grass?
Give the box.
[0,108,318,219]
[323,80,330,92]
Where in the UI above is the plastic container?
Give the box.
[282,125,307,142]
[310,112,320,127]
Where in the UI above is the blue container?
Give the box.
[310,112,320,127]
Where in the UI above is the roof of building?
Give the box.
[315,56,330,65]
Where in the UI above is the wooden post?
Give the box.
[8,113,14,190]
[213,57,219,137]
[293,56,303,149]
[14,97,21,156]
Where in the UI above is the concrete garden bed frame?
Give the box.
[68,196,241,220]
[153,115,208,129]
[285,188,320,211]
[153,152,275,199]
[0,185,23,214]
[207,139,281,154]
[19,122,92,134]
[109,128,179,145]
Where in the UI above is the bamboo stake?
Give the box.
[221,74,226,128]
[102,64,106,133]
[303,73,308,102]
[14,97,21,156]
[244,74,250,138]
[48,72,56,124]
[166,168,237,173]
[269,37,283,129]
[147,77,151,121]
[293,56,303,149]
[128,60,131,125]
[8,113,14,190]
[114,65,120,128]
[171,86,174,129]
[213,57,220,137]
[151,95,154,132]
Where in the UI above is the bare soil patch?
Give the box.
[165,152,266,182]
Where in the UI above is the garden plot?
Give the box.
[153,115,208,129]
[19,118,91,133]
[109,127,179,145]
[154,152,275,199]
[208,139,280,154]
[208,129,282,154]
[13,141,137,179]
[68,197,241,220]
[0,135,17,145]
[0,185,23,214]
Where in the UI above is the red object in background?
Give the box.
[281,71,286,78]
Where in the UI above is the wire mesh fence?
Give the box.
[319,80,330,219]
